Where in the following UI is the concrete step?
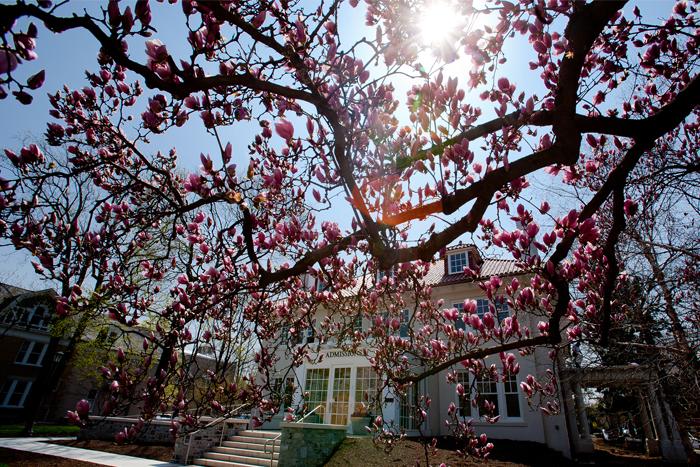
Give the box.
[212,446,279,459]
[203,451,278,466]
[222,440,279,451]
[237,430,281,439]
[194,458,277,467]
[227,435,280,446]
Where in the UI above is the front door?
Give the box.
[327,367,351,424]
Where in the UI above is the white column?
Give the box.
[637,392,659,457]
[649,389,669,443]
[348,366,357,422]
[660,392,687,462]
[571,380,593,453]
[561,380,582,452]
[573,383,591,439]
[648,387,686,462]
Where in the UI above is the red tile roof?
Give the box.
[424,257,522,287]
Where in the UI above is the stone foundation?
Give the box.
[278,422,346,467]
[79,416,174,444]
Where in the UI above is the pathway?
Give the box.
[0,437,182,466]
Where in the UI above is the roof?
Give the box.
[0,282,32,301]
[424,257,522,287]
[336,256,523,297]
[0,282,57,313]
[444,243,477,252]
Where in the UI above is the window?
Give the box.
[376,269,394,282]
[459,372,522,421]
[315,277,329,291]
[305,327,316,344]
[475,299,489,318]
[0,379,33,407]
[448,252,468,275]
[493,297,509,321]
[474,298,509,321]
[354,367,380,414]
[303,368,329,422]
[2,306,50,330]
[503,374,521,418]
[2,308,28,326]
[399,384,424,430]
[15,340,48,366]
[281,324,304,346]
[272,377,295,408]
[280,325,292,344]
[353,314,363,332]
[329,367,351,425]
[455,371,470,416]
[399,386,416,430]
[453,303,466,330]
[381,310,409,337]
[29,306,49,330]
[475,376,499,417]
[399,309,409,338]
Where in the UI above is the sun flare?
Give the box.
[419,1,462,47]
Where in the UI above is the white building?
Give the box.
[263,244,572,457]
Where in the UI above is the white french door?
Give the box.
[325,367,352,424]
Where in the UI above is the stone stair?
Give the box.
[193,430,280,467]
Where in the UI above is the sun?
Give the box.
[419,1,463,48]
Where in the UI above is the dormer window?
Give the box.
[447,252,468,275]
[29,306,49,330]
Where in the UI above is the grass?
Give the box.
[0,424,80,437]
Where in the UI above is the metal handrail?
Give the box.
[263,404,325,467]
[296,403,325,423]
[183,403,251,464]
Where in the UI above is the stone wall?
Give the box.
[79,416,173,444]
[172,418,249,464]
[278,422,347,467]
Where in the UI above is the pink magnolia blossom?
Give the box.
[0,50,18,74]
[76,399,90,417]
[275,119,294,140]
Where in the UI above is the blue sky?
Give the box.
[0,0,675,290]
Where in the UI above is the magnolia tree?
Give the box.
[0,0,698,459]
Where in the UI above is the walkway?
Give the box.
[0,437,182,466]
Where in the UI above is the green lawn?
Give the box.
[0,424,80,437]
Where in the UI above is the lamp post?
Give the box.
[54,351,64,365]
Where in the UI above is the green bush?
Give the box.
[0,424,80,437]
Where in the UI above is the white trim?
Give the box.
[447,251,468,275]
[455,372,524,423]
[29,304,50,330]
[302,362,386,426]
[18,380,33,407]
[0,379,33,408]
[15,340,48,366]
[0,380,17,407]
[2,304,49,331]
